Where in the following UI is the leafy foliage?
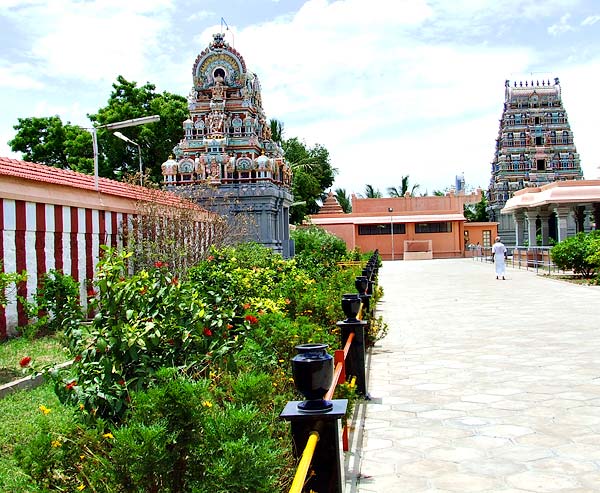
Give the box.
[9,116,94,173]
[21,270,83,339]
[361,184,382,198]
[283,137,336,223]
[463,194,490,222]
[550,230,600,278]
[0,262,26,311]
[9,76,187,183]
[388,175,419,197]
[335,187,352,213]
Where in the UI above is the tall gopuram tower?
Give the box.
[488,78,584,244]
[162,33,293,257]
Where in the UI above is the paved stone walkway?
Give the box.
[347,259,600,492]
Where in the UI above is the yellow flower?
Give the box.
[51,440,62,448]
[278,359,284,363]
[272,382,278,387]
[77,484,86,491]
[288,378,295,382]
[102,432,114,439]
[39,405,51,415]
[202,400,213,408]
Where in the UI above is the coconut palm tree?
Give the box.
[335,188,352,212]
[361,184,382,198]
[388,175,420,197]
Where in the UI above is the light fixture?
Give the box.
[89,115,160,190]
[113,132,143,186]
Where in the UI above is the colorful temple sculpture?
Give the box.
[488,78,584,244]
[162,33,294,256]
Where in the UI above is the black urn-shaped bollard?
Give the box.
[341,293,361,322]
[291,344,334,413]
[355,276,368,296]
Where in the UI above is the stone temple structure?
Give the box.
[162,33,293,257]
[488,78,584,244]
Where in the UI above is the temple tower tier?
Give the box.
[487,78,583,245]
[162,32,294,256]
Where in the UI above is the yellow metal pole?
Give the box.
[289,431,320,493]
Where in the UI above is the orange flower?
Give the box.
[245,315,258,325]
[66,380,77,390]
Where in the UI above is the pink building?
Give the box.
[310,191,498,260]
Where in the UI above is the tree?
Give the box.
[334,188,352,213]
[388,175,419,197]
[283,137,336,224]
[361,184,382,198]
[9,76,188,183]
[9,116,93,173]
[433,190,446,196]
[90,76,188,182]
[269,119,284,144]
[463,194,490,222]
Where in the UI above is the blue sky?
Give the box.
[1,0,599,196]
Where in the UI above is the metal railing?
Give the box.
[469,245,562,274]
[282,250,379,493]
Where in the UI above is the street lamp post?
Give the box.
[113,132,143,186]
[89,115,160,190]
[388,207,394,261]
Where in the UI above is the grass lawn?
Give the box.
[0,336,67,384]
[0,383,76,492]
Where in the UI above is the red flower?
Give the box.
[74,355,82,362]
[207,255,214,262]
[203,328,213,337]
[87,288,97,297]
[171,277,179,285]
[245,315,258,325]
[66,381,77,390]
[154,261,164,268]
[227,324,233,329]
[118,379,126,386]
[19,356,32,367]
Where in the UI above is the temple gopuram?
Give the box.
[488,78,584,244]
[162,33,293,257]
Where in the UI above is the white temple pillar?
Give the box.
[539,210,551,246]
[554,206,571,242]
[525,210,538,246]
[514,212,526,246]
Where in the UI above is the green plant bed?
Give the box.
[0,382,76,492]
[0,336,66,384]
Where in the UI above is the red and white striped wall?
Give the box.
[0,198,127,337]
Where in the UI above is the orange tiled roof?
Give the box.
[0,156,206,211]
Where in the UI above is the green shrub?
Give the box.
[550,231,600,278]
[21,270,82,339]
[291,226,348,277]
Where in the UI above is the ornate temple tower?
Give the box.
[488,78,584,244]
[163,33,293,256]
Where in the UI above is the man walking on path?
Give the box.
[492,236,507,280]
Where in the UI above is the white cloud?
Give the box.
[0,62,45,89]
[581,14,600,26]
[3,0,176,83]
[548,13,574,35]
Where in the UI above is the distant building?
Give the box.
[488,78,584,244]
[310,191,497,260]
[162,33,294,257]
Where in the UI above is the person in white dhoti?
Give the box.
[492,236,507,280]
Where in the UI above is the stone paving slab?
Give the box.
[346,259,600,492]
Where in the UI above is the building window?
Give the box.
[482,230,491,247]
[358,223,406,236]
[537,159,545,171]
[415,222,452,234]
